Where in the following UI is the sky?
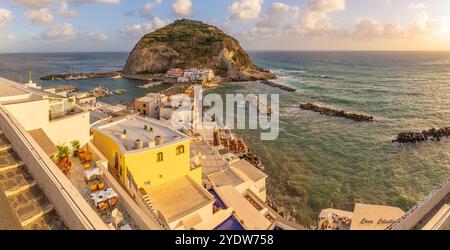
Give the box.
[1,0,450,52]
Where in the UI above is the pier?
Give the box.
[299,103,374,122]
[40,71,121,81]
[259,80,296,92]
[393,127,450,144]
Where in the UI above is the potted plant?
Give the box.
[71,140,80,157]
[56,144,71,174]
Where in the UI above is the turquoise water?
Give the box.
[1,52,449,226]
[210,52,450,226]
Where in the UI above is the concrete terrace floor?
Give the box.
[65,156,138,229]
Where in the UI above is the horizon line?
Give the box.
[2,49,450,55]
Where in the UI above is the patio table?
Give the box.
[84,168,103,181]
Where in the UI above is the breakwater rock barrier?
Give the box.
[299,103,374,122]
[393,127,450,144]
[41,71,121,81]
[259,80,297,92]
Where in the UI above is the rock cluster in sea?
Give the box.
[299,103,374,122]
[242,152,265,171]
[393,127,450,144]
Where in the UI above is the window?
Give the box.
[143,104,147,107]
[157,152,164,162]
[176,145,185,155]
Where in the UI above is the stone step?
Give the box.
[0,161,24,173]
[23,210,67,230]
[0,144,12,152]
[0,165,36,197]
[7,185,55,226]
[0,150,23,173]
[19,204,54,227]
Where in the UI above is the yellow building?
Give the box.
[91,115,221,229]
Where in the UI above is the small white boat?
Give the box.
[111,75,122,79]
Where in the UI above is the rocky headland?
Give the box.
[123,19,275,82]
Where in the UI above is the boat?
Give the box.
[111,75,122,79]
[137,81,162,89]
[90,86,111,97]
[113,89,127,95]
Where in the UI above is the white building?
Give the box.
[181,69,215,83]
[0,77,90,146]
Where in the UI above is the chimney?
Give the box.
[120,129,127,139]
[134,139,144,150]
[155,136,163,145]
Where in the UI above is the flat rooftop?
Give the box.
[231,159,267,183]
[0,78,30,97]
[0,77,64,104]
[92,115,189,152]
[214,186,272,230]
[145,176,214,223]
[208,168,245,187]
[0,78,35,103]
[191,141,228,176]
[350,203,404,230]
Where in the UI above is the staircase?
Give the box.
[139,188,169,230]
[0,131,67,230]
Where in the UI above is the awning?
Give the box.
[28,128,58,156]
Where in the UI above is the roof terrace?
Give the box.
[92,115,189,152]
[0,77,63,104]
[145,176,214,224]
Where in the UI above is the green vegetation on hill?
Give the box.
[123,19,274,80]
[137,19,251,69]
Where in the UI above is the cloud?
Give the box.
[301,0,346,30]
[85,30,108,41]
[256,2,299,29]
[407,10,440,37]
[408,3,426,10]
[350,11,440,41]
[172,0,192,17]
[119,17,169,39]
[40,22,109,42]
[41,23,77,40]
[25,8,53,25]
[59,2,79,17]
[140,0,162,19]
[11,0,60,9]
[5,33,14,40]
[72,0,120,4]
[307,0,346,13]
[0,8,13,29]
[229,0,263,20]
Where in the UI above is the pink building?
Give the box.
[165,68,184,78]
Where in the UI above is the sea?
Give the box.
[1,51,449,226]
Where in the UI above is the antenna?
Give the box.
[27,69,32,84]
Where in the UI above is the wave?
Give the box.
[422,60,450,66]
